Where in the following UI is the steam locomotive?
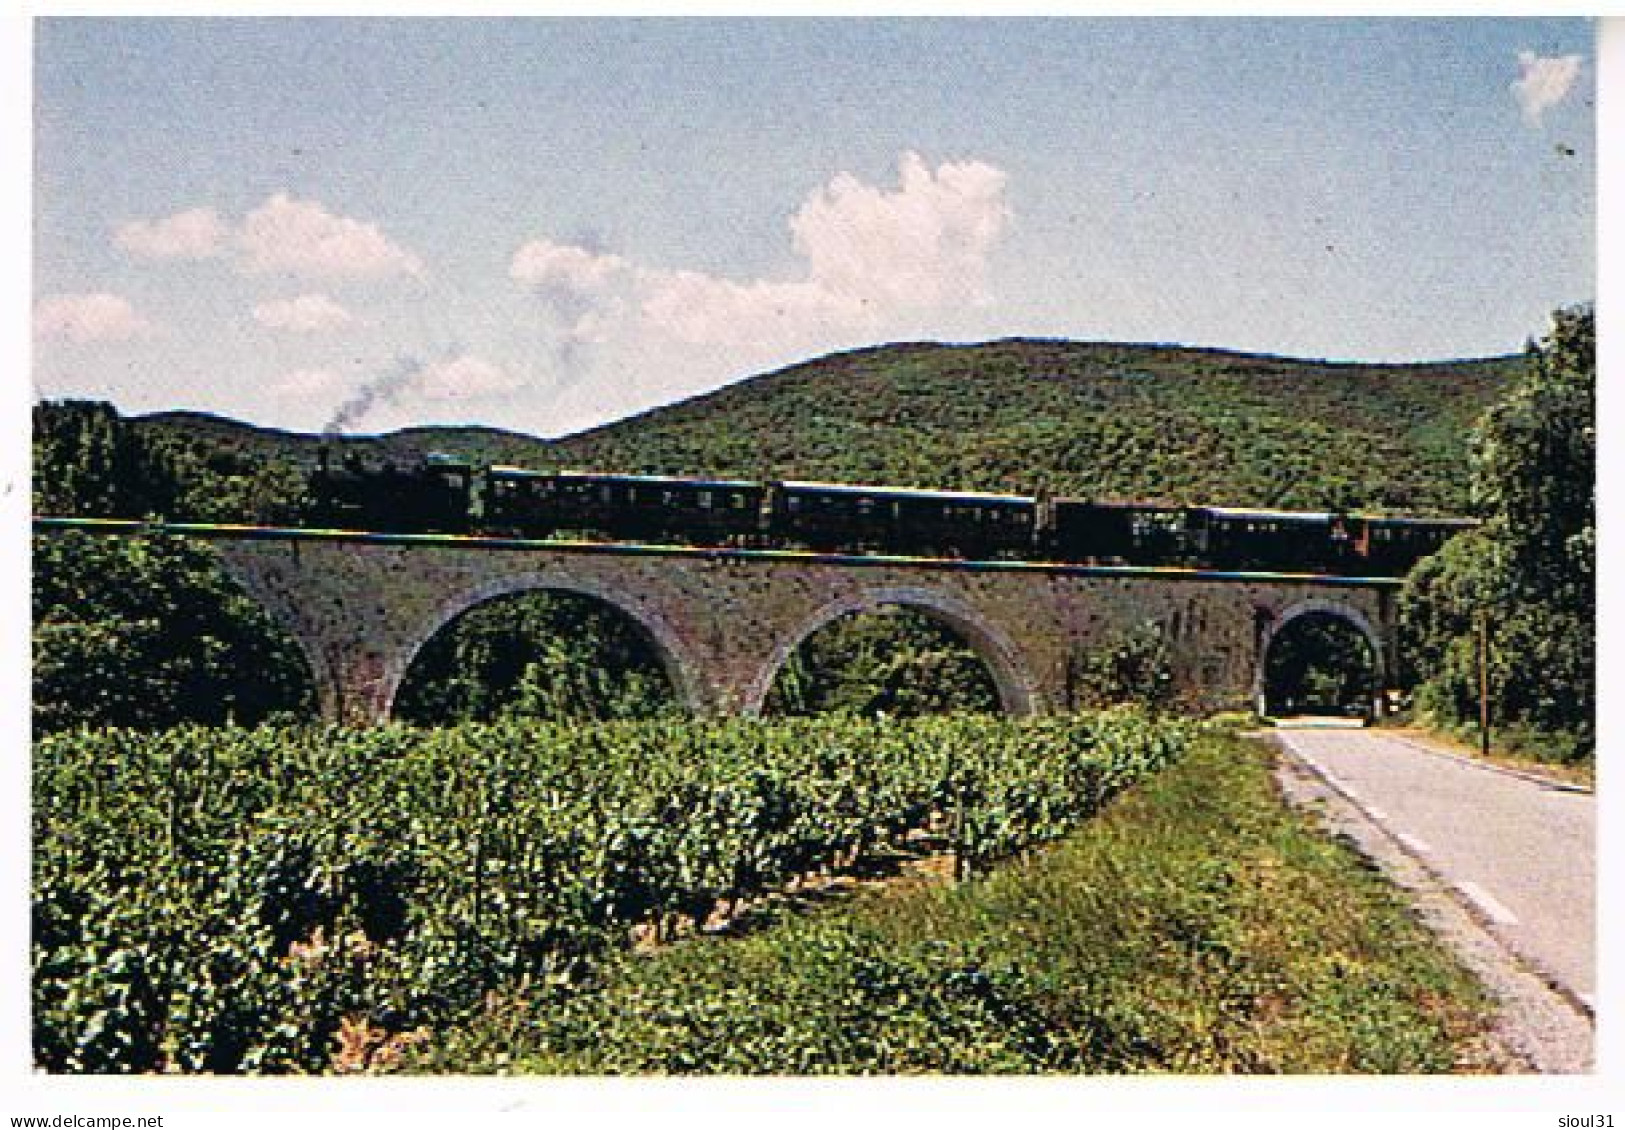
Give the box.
[306,451,1473,577]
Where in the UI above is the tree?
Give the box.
[1066,621,1176,712]
[33,532,317,733]
[33,399,308,525]
[764,607,1001,717]
[1262,613,1377,716]
[393,591,677,725]
[1400,306,1594,761]
[32,400,178,518]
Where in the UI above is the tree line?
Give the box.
[1399,306,1594,762]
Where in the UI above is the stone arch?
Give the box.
[283,631,343,723]
[1254,597,1387,717]
[208,545,346,723]
[743,585,1045,717]
[383,571,709,721]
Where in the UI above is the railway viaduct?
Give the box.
[37,520,1403,725]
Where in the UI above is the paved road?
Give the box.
[1273,727,1594,1008]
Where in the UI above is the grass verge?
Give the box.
[402,731,1494,1074]
[1383,723,1595,790]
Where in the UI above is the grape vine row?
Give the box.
[33,710,1189,1073]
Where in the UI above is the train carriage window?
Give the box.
[787,496,802,512]
[698,490,713,509]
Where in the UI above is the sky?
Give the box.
[31,17,1596,438]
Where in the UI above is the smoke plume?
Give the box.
[323,354,422,435]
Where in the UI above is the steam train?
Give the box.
[307,450,1474,577]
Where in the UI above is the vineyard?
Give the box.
[33,710,1190,1073]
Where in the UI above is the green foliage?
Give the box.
[1066,621,1175,711]
[1401,307,1594,761]
[394,591,676,725]
[33,712,1189,1073]
[33,401,179,519]
[32,533,316,734]
[1473,307,1595,551]
[764,607,1001,717]
[411,735,1489,1075]
[34,400,305,525]
[552,341,1514,514]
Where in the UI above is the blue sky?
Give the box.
[32,17,1595,437]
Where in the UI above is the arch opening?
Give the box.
[393,588,681,726]
[1260,607,1381,720]
[755,590,1039,717]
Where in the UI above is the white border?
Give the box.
[7,7,1620,1125]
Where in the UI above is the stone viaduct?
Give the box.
[35,520,1401,725]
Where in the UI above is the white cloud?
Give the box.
[33,293,156,344]
[791,151,1009,308]
[237,193,425,279]
[1513,50,1583,125]
[567,304,622,345]
[252,294,357,333]
[511,153,1012,359]
[114,207,228,260]
[639,271,859,347]
[635,153,1008,351]
[510,240,628,292]
[273,368,347,398]
[115,194,426,281]
[412,354,523,401]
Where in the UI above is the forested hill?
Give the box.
[134,410,554,470]
[101,338,1520,520]
[548,340,1520,514]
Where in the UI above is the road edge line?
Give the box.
[1383,733,1593,795]
[1263,732,1595,1025]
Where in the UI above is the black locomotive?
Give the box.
[306,451,1472,577]
[307,449,474,533]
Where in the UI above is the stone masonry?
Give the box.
[189,530,1401,726]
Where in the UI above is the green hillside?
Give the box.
[135,410,556,471]
[121,337,1519,518]
[548,340,1519,514]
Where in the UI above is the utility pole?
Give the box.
[1477,607,1491,757]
